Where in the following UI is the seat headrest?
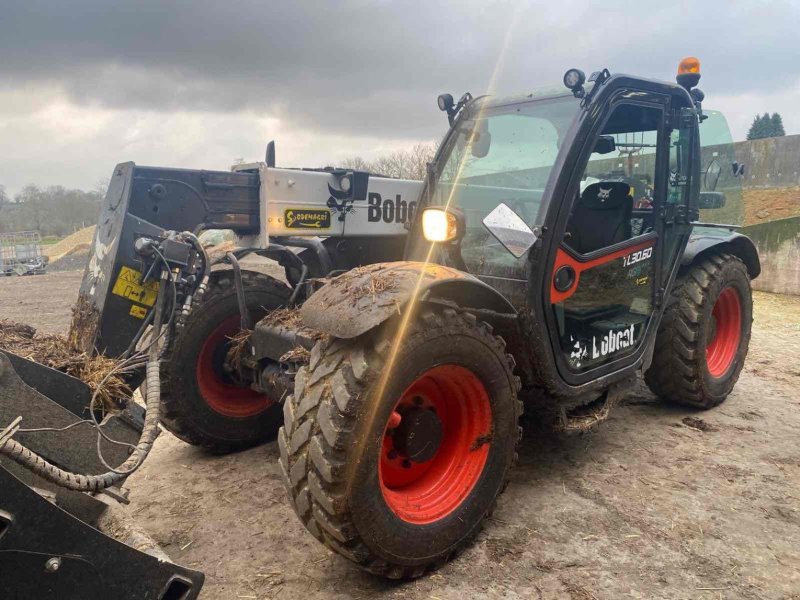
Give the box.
[579,182,631,210]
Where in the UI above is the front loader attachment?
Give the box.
[0,350,204,599]
[70,161,260,357]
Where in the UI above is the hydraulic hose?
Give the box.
[0,274,168,492]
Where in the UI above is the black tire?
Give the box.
[158,269,291,452]
[645,252,752,408]
[278,307,522,578]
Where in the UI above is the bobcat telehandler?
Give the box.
[270,58,759,577]
[0,57,759,589]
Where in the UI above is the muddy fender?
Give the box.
[299,261,516,339]
[682,230,760,279]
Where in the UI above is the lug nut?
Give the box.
[401,459,412,469]
[388,411,402,430]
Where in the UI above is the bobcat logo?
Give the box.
[597,187,612,203]
[569,336,588,368]
[326,184,356,222]
[326,179,368,222]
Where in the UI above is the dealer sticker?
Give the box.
[111,266,159,307]
[285,208,331,229]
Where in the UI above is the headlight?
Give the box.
[422,208,458,242]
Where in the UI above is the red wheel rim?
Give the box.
[379,365,492,525]
[706,287,742,378]
[196,316,274,418]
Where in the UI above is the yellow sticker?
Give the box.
[285,208,331,229]
[129,305,148,319]
[112,266,159,307]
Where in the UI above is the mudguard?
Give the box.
[682,229,761,279]
[300,261,516,339]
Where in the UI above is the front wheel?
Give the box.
[278,307,521,578]
[645,252,753,408]
[157,270,291,452]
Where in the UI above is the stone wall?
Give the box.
[741,216,800,296]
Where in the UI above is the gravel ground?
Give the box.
[2,269,799,599]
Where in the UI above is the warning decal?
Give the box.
[285,208,331,229]
[112,266,159,307]
[129,305,148,319]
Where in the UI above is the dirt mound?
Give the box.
[49,248,90,272]
[43,226,96,261]
[743,186,800,225]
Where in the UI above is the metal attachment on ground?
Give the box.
[0,416,22,447]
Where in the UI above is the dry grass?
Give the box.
[328,266,396,306]
[226,328,252,373]
[67,293,100,353]
[259,306,303,328]
[279,346,311,363]
[560,396,614,432]
[0,319,130,411]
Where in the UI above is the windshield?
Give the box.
[428,95,577,273]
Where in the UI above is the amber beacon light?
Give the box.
[677,56,701,89]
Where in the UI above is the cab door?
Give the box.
[547,98,671,382]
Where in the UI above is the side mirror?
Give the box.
[482,203,537,258]
[698,191,726,209]
[469,119,491,158]
[470,131,491,158]
[594,135,616,155]
[732,161,745,177]
[704,159,721,191]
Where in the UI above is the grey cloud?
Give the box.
[2,0,799,139]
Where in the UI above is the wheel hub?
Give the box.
[196,315,275,418]
[392,407,442,463]
[379,364,493,525]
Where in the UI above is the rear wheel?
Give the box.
[645,253,752,408]
[158,270,291,452]
[278,307,522,578]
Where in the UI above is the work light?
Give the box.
[563,68,585,90]
[437,93,454,112]
[422,208,458,242]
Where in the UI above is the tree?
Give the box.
[770,112,786,137]
[337,143,437,180]
[1,184,102,236]
[15,184,49,232]
[747,112,786,140]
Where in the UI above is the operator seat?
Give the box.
[566,182,632,254]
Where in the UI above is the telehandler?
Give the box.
[273,58,759,576]
[0,57,759,588]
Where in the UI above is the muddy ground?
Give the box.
[2,268,799,599]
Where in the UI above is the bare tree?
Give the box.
[94,177,110,197]
[337,142,436,180]
[336,155,372,172]
[6,184,103,236]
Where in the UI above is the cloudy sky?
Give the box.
[1,0,798,195]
